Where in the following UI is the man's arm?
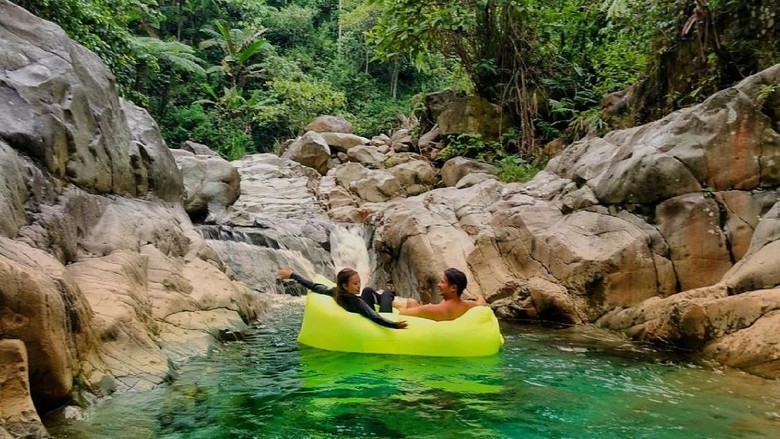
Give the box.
[399,303,447,321]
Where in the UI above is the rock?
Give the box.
[0,1,265,420]
[180,140,218,156]
[228,153,327,223]
[0,142,28,238]
[455,172,497,189]
[436,96,512,142]
[304,115,353,134]
[656,193,733,291]
[383,152,426,168]
[67,250,171,390]
[319,175,357,210]
[724,240,780,294]
[347,144,386,168]
[368,182,504,300]
[0,340,49,438]
[63,405,84,421]
[0,2,137,196]
[350,171,402,203]
[333,163,402,203]
[440,157,497,187]
[417,90,463,133]
[0,237,100,406]
[389,129,413,151]
[715,190,776,260]
[558,185,599,211]
[320,132,369,153]
[388,160,438,195]
[371,134,390,147]
[173,153,240,222]
[281,131,331,175]
[702,294,780,379]
[122,100,184,203]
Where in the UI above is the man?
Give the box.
[397,268,487,321]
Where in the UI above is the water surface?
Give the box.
[48,298,780,438]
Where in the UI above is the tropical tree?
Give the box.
[199,20,268,88]
[129,36,207,113]
[369,0,549,155]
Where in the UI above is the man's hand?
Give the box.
[277,268,293,280]
[396,320,408,329]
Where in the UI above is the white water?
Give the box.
[329,225,372,288]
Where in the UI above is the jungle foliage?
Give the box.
[10,0,779,167]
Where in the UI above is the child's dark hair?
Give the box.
[443,268,467,296]
[335,268,359,306]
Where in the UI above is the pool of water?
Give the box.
[47,298,780,438]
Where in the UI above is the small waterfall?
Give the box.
[196,223,335,295]
[197,223,374,296]
[329,224,372,288]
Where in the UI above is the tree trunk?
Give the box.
[391,60,400,100]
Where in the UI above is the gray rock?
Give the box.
[282,131,331,175]
[441,156,497,187]
[181,140,218,156]
[347,144,386,168]
[305,115,353,134]
[321,132,369,153]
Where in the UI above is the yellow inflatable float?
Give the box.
[297,276,504,357]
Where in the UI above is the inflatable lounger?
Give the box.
[297,275,504,357]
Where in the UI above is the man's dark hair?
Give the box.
[444,268,467,296]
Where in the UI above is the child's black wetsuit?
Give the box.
[289,273,400,329]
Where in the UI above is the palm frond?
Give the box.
[130,36,206,76]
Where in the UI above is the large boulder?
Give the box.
[723,201,780,293]
[436,96,513,142]
[282,131,331,175]
[355,64,780,378]
[122,100,183,202]
[173,150,240,222]
[0,1,265,423]
[368,180,504,301]
[333,163,402,203]
[441,157,497,187]
[0,237,102,406]
[0,340,48,438]
[320,132,369,153]
[655,194,732,291]
[388,160,437,196]
[304,115,353,134]
[0,3,136,197]
[347,144,387,169]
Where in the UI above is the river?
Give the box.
[46,295,780,438]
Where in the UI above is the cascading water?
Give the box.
[196,222,376,296]
[197,223,335,295]
[329,224,372,287]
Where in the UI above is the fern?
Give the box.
[130,36,206,77]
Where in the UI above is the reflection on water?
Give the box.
[47,298,780,439]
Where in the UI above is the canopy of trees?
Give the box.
[11,0,779,162]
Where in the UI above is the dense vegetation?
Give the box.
[10,0,779,173]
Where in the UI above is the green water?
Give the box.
[48,299,780,438]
